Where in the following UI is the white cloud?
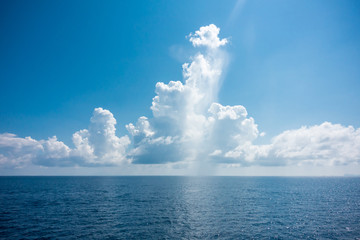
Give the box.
[208,103,259,155]
[0,133,40,167]
[126,24,360,168]
[71,107,130,166]
[1,24,359,172]
[222,122,360,166]
[0,108,130,168]
[188,24,228,49]
[126,25,262,165]
[0,133,70,167]
[266,122,360,166]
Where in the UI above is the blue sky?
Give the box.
[1,0,360,175]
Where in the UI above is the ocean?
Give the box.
[0,176,359,239]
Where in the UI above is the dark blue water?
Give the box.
[0,177,359,239]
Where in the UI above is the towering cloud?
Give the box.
[0,24,359,170]
[125,24,255,164]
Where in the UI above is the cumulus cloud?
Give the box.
[1,24,359,170]
[0,133,70,168]
[125,24,360,167]
[71,107,130,166]
[189,24,228,49]
[263,122,360,166]
[221,122,360,166]
[126,24,235,164]
[0,108,130,168]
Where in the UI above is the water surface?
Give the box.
[0,176,359,239]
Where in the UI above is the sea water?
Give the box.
[0,176,359,239]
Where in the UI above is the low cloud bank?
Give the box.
[0,108,130,167]
[1,24,359,169]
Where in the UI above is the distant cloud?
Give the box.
[0,24,359,170]
[0,108,130,167]
[259,122,360,166]
[218,122,360,167]
[0,133,70,168]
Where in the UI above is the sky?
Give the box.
[0,0,360,176]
